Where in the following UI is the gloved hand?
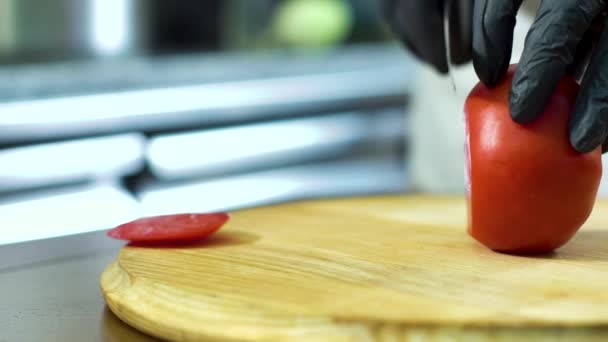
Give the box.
[384,0,608,153]
[382,0,473,73]
[476,0,608,154]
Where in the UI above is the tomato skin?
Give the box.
[465,65,602,254]
[107,212,229,242]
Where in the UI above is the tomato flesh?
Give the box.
[108,212,229,242]
[464,65,602,254]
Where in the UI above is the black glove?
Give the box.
[474,0,608,153]
[384,0,608,153]
[382,0,473,73]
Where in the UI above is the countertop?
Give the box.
[0,230,159,341]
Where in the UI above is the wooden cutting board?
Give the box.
[101,195,608,341]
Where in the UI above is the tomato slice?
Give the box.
[107,212,230,242]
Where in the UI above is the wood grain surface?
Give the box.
[100,195,608,341]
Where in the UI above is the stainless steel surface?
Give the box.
[0,155,405,246]
[0,0,145,61]
[139,156,407,215]
[0,183,139,245]
[0,231,155,341]
[0,43,412,102]
[0,43,414,144]
[146,110,404,180]
[0,133,145,192]
[0,67,409,144]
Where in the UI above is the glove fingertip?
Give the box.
[508,65,553,125]
[570,132,603,153]
[509,89,536,124]
[472,0,519,88]
[569,116,606,153]
[434,61,449,75]
[473,56,508,87]
[420,51,449,75]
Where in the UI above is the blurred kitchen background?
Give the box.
[0,0,419,245]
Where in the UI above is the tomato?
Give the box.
[464,65,602,254]
[107,212,229,242]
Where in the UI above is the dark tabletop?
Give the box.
[0,230,160,341]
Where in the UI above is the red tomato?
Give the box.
[107,212,229,242]
[464,65,602,254]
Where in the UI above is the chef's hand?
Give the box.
[384,0,608,154]
[382,0,473,73]
[480,0,608,154]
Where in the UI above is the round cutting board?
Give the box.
[101,195,608,341]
